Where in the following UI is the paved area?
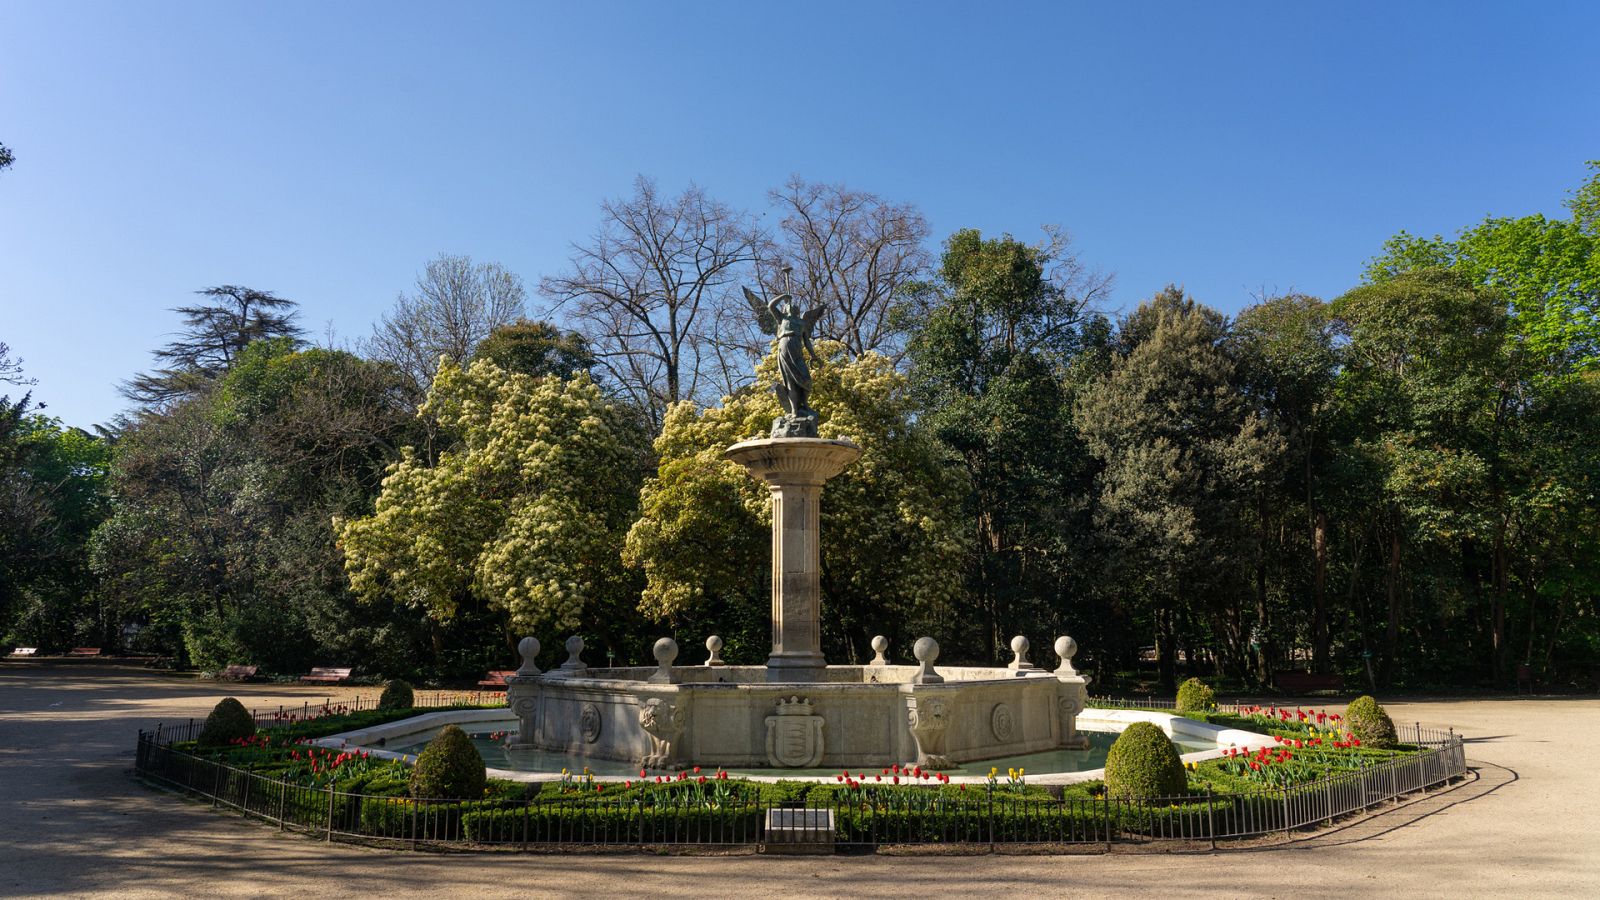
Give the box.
[1,662,1596,898]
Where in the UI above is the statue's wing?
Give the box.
[743,286,778,334]
[801,302,826,328]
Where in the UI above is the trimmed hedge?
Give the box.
[461,803,764,844]
[1176,677,1217,713]
[1103,722,1188,799]
[378,679,414,710]
[409,725,486,800]
[197,697,256,746]
[1345,695,1398,749]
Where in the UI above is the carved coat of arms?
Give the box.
[765,696,824,768]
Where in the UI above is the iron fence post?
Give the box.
[212,763,222,808]
[1281,786,1290,837]
[277,779,287,830]
[325,785,335,842]
[987,784,995,853]
[1103,795,1112,851]
[1206,787,1215,851]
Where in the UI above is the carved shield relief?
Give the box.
[765,696,825,767]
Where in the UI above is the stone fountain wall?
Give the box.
[506,636,1090,770]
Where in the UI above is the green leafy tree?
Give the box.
[903,228,1110,660]
[338,360,650,657]
[624,343,970,663]
[1331,270,1508,683]
[121,286,303,406]
[1077,288,1283,689]
[1229,294,1339,676]
[90,339,419,671]
[1365,161,1600,379]
[470,319,594,379]
[0,416,112,647]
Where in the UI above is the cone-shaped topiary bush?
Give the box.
[1104,721,1188,799]
[409,725,486,800]
[1345,695,1398,749]
[197,697,256,746]
[378,678,414,710]
[1175,677,1217,713]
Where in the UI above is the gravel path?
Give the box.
[2,662,1595,898]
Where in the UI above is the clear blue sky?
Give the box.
[3,1,1596,429]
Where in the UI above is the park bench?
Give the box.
[219,664,259,681]
[1274,670,1344,693]
[299,666,353,685]
[8,647,38,657]
[66,647,102,657]
[477,669,516,689]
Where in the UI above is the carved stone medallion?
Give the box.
[990,702,1016,742]
[765,696,825,768]
[579,703,602,743]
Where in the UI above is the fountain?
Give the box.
[500,283,1091,771]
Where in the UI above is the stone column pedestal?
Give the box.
[725,437,861,683]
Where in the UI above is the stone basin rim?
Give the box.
[313,708,1275,787]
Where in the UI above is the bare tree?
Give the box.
[121,286,303,405]
[758,177,932,361]
[539,178,764,428]
[0,342,35,389]
[367,254,527,394]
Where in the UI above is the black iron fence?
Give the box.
[133,723,1467,852]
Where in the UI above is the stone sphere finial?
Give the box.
[912,636,944,684]
[558,635,586,673]
[869,635,889,666]
[654,637,679,665]
[649,637,680,684]
[1008,634,1035,671]
[516,636,542,676]
[704,635,726,667]
[1054,635,1079,676]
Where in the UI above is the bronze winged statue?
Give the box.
[743,285,825,438]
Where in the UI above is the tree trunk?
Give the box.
[1381,529,1401,686]
[1156,605,1176,693]
[1255,492,1270,685]
[1312,511,1330,673]
[1491,522,1509,682]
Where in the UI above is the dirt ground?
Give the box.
[2,662,1596,899]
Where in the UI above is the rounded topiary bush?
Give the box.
[1345,695,1398,749]
[409,725,486,800]
[378,678,414,710]
[196,697,256,746]
[1175,677,1217,713]
[1103,721,1188,799]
